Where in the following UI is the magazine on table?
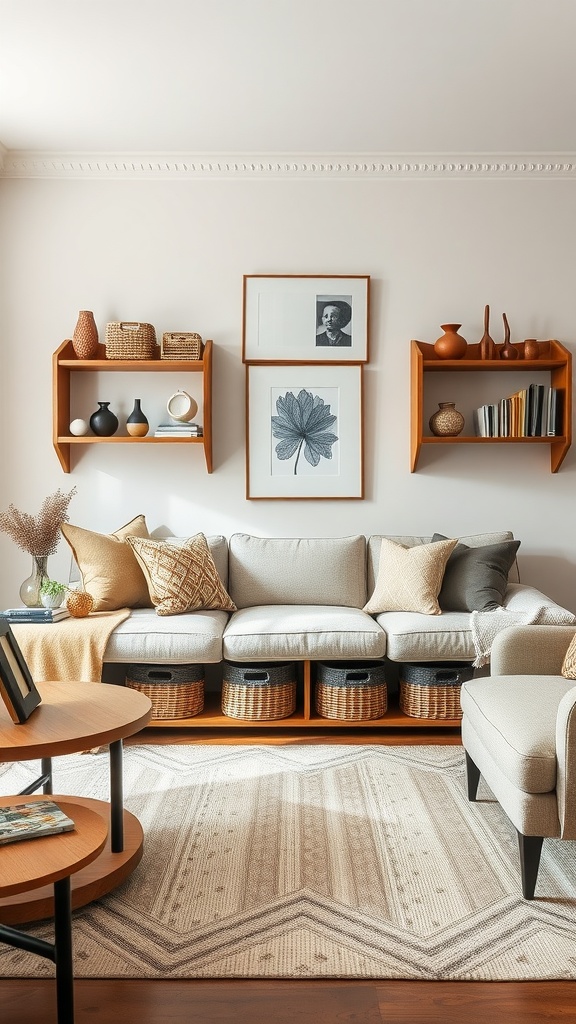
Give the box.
[0,799,75,845]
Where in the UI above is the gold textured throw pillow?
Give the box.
[561,633,576,679]
[126,534,237,616]
[364,537,458,615]
[60,515,152,612]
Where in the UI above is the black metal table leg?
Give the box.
[54,876,74,1024]
[18,756,53,796]
[109,738,124,853]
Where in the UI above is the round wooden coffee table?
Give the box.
[0,795,108,1024]
[0,680,152,924]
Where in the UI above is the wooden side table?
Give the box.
[0,795,108,1024]
[0,681,151,924]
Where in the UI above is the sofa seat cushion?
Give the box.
[103,607,229,665]
[222,605,386,662]
[461,675,575,793]
[375,610,477,662]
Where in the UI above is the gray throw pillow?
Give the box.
[432,533,521,612]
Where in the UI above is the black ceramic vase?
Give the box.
[90,401,119,436]
[126,398,149,437]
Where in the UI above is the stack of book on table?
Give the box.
[154,422,203,437]
[0,607,70,623]
[0,799,75,845]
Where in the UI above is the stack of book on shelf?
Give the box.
[0,800,75,845]
[474,384,563,438]
[0,607,70,623]
[154,422,203,437]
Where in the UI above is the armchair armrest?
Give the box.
[555,685,576,839]
[490,624,576,676]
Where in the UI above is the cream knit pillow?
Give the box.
[561,634,576,679]
[363,537,458,615]
[127,534,236,616]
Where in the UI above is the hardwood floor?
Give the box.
[1,728,573,1022]
[1,979,575,1024]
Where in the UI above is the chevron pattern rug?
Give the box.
[0,744,575,980]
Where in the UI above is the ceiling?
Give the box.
[1,0,576,157]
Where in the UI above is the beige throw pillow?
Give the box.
[363,537,458,615]
[127,534,237,616]
[60,515,151,612]
[561,634,576,679]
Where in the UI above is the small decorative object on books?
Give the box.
[126,399,149,437]
[72,310,99,359]
[478,304,498,360]
[166,390,198,422]
[105,321,157,360]
[433,323,467,359]
[0,620,41,723]
[161,332,203,360]
[0,799,75,845]
[40,579,66,609]
[429,402,465,437]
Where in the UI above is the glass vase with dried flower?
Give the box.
[0,488,77,607]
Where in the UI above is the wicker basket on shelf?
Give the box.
[315,661,387,720]
[105,322,157,359]
[221,661,296,721]
[126,664,204,720]
[161,332,203,360]
[399,661,474,720]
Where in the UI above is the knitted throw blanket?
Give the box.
[470,601,576,668]
[11,609,130,683]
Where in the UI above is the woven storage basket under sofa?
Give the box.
[221,661,296,721]
[315,661,387,720]
[399,661,474,720]
[126,664,204,720]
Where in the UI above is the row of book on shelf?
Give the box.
[154,422,203,437]
[473,384,563,438]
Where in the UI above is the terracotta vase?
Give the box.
[72,310,99,359]
[434,324,467,360]
[479,304,498,360]
[523,338,540,360]
[429,402,465,437]
[499,312,518,360]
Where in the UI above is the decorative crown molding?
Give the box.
[2,151,576,180]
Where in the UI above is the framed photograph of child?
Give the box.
[242,274,370,363]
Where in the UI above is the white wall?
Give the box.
[1,173,575,611]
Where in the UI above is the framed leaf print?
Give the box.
[246,364,364,499]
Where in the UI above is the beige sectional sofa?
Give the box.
[100,530,575,672]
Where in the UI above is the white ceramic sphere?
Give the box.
[69,418,89,436]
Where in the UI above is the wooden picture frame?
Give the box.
[242,275,370,363]
[246,363,364,499]
[0,621,41,723]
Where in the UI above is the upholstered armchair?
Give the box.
[460,624,576,899]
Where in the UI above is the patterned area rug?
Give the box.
[0,744,575,980]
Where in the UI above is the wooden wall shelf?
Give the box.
[52,339,213,473]
[410,339,572,472]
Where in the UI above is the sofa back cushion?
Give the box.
[167,535,229,587]
[228,534,367,608]
[367,532,520,595]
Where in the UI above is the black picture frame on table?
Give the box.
[0,620,41,723]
